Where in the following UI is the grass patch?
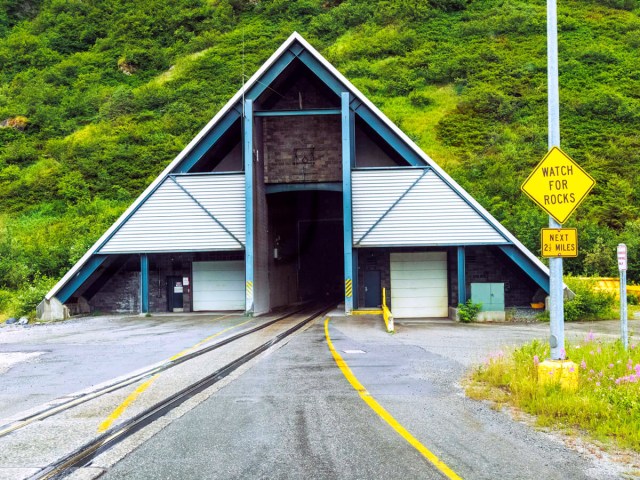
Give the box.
[375,85,460,168]
[537,276,617,322]
[467,335,640,451]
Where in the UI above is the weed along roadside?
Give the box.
[467,331,640,453]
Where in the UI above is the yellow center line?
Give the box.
[324,317,462,480]
[98,314,255,432]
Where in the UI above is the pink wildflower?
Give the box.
[608,363,614,369]
[580,360,587,370]
[585,330,595,343]
[596,382,601,387]
[533,355,540,366]
[616,374,639,384]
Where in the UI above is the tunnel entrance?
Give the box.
[267,190,344,307]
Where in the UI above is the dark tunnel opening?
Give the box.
[267,190,344,306]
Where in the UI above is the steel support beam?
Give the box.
[174,110,241,173]
[342,92,356,313]
[297,51,346,97]
[140,253,149,314]
[354,107,424,166]
[57,255,108,303]
[254,109,340,117]
[245,51,297,101]
[244,99,254,315]
[297,49,424,168]
[499,245,550,293]
[265,182,342,194]
[457,247,467,304]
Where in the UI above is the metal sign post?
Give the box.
[547,0,564,360]
[618,244,628,350]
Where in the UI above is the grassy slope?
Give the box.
[0,0,639,316]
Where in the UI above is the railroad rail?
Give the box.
[0,304,312,439]
[26,304,332,480]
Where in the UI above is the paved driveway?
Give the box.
[100,315,639,479]
[0,313,245,421]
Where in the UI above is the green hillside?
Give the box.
[0,0,639,317]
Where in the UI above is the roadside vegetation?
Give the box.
[534,276,618,322]
[467,334,640,452]
[1,0,639,318]
[457,299,483,323]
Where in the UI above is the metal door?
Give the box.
[167,276,184,312]
[363,270,382,308]
[470,283,504,311]
[390,252,448,318]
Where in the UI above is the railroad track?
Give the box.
[0,305,311,439]
[24,304,332,480]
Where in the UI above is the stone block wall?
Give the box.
[90,257,140,313]
[262,115,341,184]
[447,248,459,307]
[464,246,539,307]
[87,251,244,314]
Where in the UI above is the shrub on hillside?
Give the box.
[13,275,55,318]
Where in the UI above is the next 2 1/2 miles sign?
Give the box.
[521,147,595,225]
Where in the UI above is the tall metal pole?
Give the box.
[619,243,628,350]
[621,268,628,350]
[547,0,565,359]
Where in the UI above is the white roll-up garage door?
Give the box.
[390,252,448,318]
[192,261,244,311]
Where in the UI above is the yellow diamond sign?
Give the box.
[521,147,595,224]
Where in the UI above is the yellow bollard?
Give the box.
[537,359,578,390]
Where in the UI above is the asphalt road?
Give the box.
[0,313,245,421]
[102,315,635,479]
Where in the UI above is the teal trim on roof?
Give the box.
[57,255,108,303]
[499,245,550,293]
[175,110,241,173]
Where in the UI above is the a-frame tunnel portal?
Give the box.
[38,33,552,322]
